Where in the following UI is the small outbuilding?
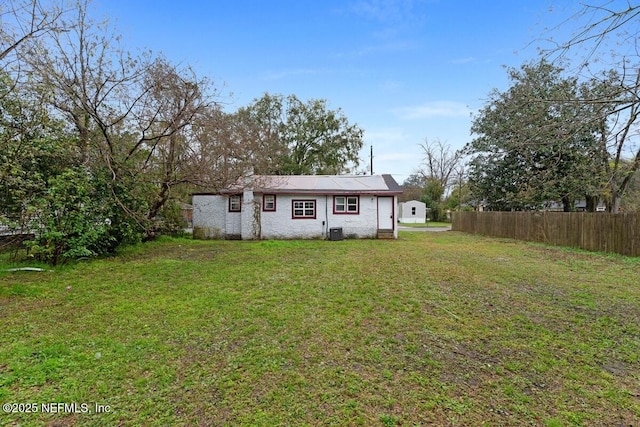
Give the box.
[398,200,427,224]
[192,174,402,240]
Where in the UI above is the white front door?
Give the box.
[377,197,394,229]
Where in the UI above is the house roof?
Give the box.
[193,174,402,196]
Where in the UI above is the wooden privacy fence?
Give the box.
[452,211,640,257]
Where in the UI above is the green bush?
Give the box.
[24,168,113,265]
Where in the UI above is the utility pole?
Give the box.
[457,166,464,211]
[370,145,373,175]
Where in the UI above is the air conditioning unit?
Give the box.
[329,227,343,241]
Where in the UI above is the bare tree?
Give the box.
[544,2,640,68]
[0,0,70,106]
[24,0,150,164]
[602,73,640,212]
[417,138,465,197]
[140,59,215,222]
[184,102,289,193]
[544,2,640,211]
[0,0,67,63]
[186,107,243,190]
[22,0,226,235]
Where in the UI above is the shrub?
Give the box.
[24,168,113,265]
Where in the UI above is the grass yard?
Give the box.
[398,222,451,228]
[0,232,639,426]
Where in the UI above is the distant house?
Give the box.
[544,200,607,212]
[192,174,402,240]
[398,200,426,223]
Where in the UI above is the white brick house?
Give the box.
[192,175,402,240]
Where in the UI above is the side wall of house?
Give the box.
[192,195,242,239]
[335,194,378,238]
[258,194,379,239]
[394,196,399,238]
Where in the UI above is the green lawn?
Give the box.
[398,221,451,228]
[1,232,639,426]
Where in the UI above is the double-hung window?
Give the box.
[334,196,359,214]
[292,200,316,219]
[263,194,276,211]
[229,195,241,212]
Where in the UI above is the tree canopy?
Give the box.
[466,60,606,211]
[463,3,640,213]
[544,2,640,212]
[0,1,366,263]
[236,93,364,175]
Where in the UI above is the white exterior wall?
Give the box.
[330,194,379,238]
[399,200,426,224]
[259,194,326,239]
[259,194,380,239]
[241,188,257,240]
[225,209,241,237]
[193,192,397,239]
[192,194,241,239]
[394,196,399,238]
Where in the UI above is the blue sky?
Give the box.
[94,0,587,183]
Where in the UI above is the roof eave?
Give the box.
[255,189,402,195]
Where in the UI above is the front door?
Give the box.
[377,197,394,230]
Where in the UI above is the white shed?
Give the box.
[192,174,402,240]
[398,200,427,224]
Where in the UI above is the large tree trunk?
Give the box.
[147,182,170,222]
[585,195,598,212]
[611,196,622,213]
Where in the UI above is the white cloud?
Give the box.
[358,126,425,180]
[394,101,472,120]
[364,127,408,144]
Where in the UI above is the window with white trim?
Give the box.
[263,194,276,211]
[229,195,241,212]
[334,196,359,214]
[292,200,316,218]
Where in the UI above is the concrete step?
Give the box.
[377,229,395,239]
